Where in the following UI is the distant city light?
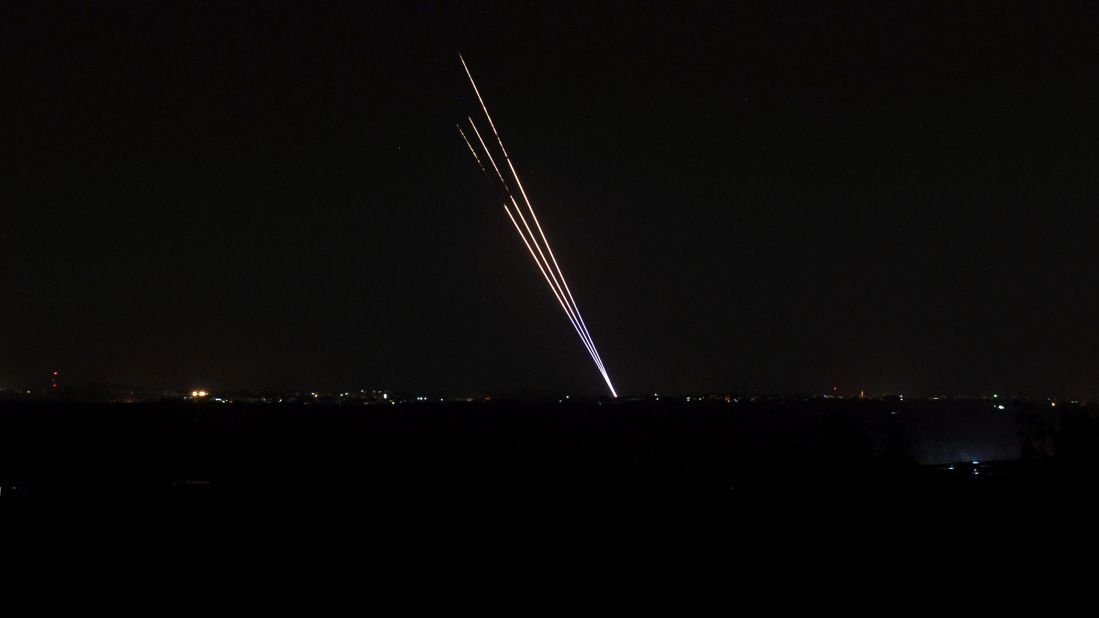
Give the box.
[997,404,1006,410]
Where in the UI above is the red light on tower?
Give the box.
[51,370,60,390]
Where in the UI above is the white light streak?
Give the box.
[501,202,607,381]
[457,125,485,173]
[459,55,616,397]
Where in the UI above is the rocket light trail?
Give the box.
[467,117,508,188]
[462,86,615,396]
[457,125,485,174]
[504,190,610,382]
[500,202,609,384]
[472,108,612,390]
[469,116,607,378]
[485,111,615,395]
[457,54,617,397]
[459,55,511,160]
[471,117,591,359]
[505,157,610,374]
[469,116,599,367]
[460,60,609,377]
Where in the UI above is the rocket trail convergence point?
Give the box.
[457,55,617,398]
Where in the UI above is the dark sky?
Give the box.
[2,2,1097,397]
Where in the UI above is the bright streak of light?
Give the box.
[461,61,612,383]
[471,114,609,383]
[504,194,592,355]
[469,118,605,378]
[457,125,485,173]
[460,54,511,160]
[501,202,608,383]
[504,193,610,385]
[505,158,610,375]
[502,202,611,390]
[470,116,609,382]
[467,118,509,189]
[460,55,616,398]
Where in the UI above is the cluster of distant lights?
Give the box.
[6,378,1086,409]
[170,393,1075,409]
[642,392,1083,410]
[189,390,229,403]
[942,460,987,476]
[988,393,1068,410]
[186,389,393,401]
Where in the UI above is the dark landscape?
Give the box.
[5,3,1099,598]
[4,396,1098,570]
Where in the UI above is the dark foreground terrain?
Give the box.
[2,398,1099,577]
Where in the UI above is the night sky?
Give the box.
[2,2,1097,397]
